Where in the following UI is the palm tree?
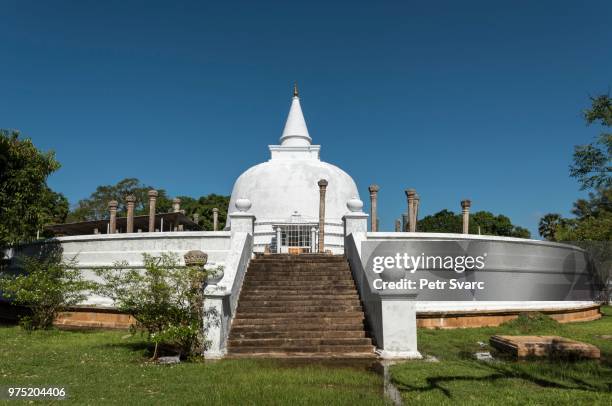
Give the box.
[538,213,563,241]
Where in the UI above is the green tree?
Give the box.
[538,213,564,241]
[95,253,218,359]
[540,93,611,242]
[417,209,461,233]
[0,130,69,245]
[569,94,611,190]
[418,209,531,238]
[177,194,230,230]
[0,244,91,330]
[67,178,173,222]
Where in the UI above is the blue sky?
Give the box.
[1,1,610,236]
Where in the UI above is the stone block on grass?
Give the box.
[490,335,600,359]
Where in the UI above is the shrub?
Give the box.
[95,253,214,359]
[0,250,90,330]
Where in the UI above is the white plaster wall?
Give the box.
[57,232,231,266]
[364,232,599,313]
[8,232,232,308]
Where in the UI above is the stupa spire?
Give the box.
[280,83,312,147]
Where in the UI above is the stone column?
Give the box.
[148,190,158,232]
[405,189,416,232]
[310,227,317,253]
[213,208,219,231]
[276,227,282,253]
[413,194,420,232]
[126,195,136,233]
[172,198,181,213]
[368,184,380,232]
[461,199,471,234]
[317,179,328,253]
[394,219,401,232]
[108,200,118,234]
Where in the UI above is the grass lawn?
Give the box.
[390,306,612,405]
[0,327,386,405]
[1,308,611,405]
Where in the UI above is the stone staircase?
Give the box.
[227,254,376,358]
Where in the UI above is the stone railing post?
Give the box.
[108,200,118,234]
[229,198,255,236]
[461,199,471,234]
[317,179,328,253]
[126,195,136,233]
[368,184,379,232]
[394,219,401,232]
[148,190,158,232]
[343,197,368,237]
[213,208,219,231]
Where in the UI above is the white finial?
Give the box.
[280,83,312,147]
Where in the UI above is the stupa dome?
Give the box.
[226,86,360,252]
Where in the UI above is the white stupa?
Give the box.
[227,85,360,253]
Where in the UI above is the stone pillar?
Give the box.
[108,200,118,234]
[394,219,401,232]
[317,179,328,253]
[402,213,409,232]
[310,227,317,253]
[405,189,416,232]
[193,213,199,224]
[148,190,158,232]
[213,208,219,231]
[126,195,136,233]
[461,199,471,234]
[172,198,181,213]
[368,184,379,232]
[413,194,420,232]
[276,227,282,253]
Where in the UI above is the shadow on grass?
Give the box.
[393,361,610,401]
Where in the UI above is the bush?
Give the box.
[0,250,90,330]
[95,253,213,359]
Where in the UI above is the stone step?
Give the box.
[248,263,349,270]
[229,330,367,339]
[237,305,363,314]
[231,321,366,331]
[239,293,358,301]
[228,337,372,347]
[243,280,355,288]
[227,351,377,359]
[233,312,365,321]
[244,275,353,282]
[229,255,373,359]
[252,256,345,262]
[241,287,359,295]
[237,299,362,307]
[228,345,375,354]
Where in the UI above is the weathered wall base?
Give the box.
[1,303,601,330]
[417,304,601,329]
